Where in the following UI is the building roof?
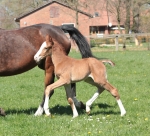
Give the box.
[15,0,93,22]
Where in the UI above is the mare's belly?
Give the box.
[0,52,36,76]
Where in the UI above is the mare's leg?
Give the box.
[44,78,67,116]
[34,57,55,116]
[100,81,126,116]
[64,84,79,118]
[70,83,85,110]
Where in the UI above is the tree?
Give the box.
[140,9,150,32]
[125,0,131,34]
[105,0,150,33]
[105,0,126,34]
[0,0,45,29]
[60,0,100,29]
[63,0,81,29]
[131,0,150,33]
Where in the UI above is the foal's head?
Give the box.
[34,35,54,63]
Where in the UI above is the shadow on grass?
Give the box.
[5,107,38,115]
[89,103,120,116]
[5,103,120,116]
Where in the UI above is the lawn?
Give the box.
[0,50,150,136]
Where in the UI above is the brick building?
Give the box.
[15,0,123,37]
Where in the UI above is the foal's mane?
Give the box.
[52,39,67,55]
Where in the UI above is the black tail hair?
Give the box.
[60,25,93,58]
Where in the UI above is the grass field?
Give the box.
[0,50,150,136]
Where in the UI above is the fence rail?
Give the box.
[86,33,150,38]
[85,33,150,51]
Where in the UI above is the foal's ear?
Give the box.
[46,35,54,47]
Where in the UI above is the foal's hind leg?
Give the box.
[86,87,104,114]
[84,78,105,114]
[102,81,126,116]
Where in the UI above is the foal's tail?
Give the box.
[101,59,115,66]
[60,25,93,58]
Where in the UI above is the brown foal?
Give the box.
[34,35,126,118]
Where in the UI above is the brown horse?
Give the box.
[0,24,93,116]
[34,36,126,118]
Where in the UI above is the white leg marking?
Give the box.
[44,96,51,116]
[34,105,44,116]
[72,103,79,118]
[117,99,126,116]
[86,91,99,113]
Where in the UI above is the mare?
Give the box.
[34,35,126,118]
[0,24,93,116]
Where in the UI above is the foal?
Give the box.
[34,35,126,118]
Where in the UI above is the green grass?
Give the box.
[0,50,150,136]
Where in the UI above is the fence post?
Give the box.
[135,36,139,46]
[115,36,119,51]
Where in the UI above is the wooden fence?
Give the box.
[85,33,150,51]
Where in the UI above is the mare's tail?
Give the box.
[60,26,115,66]
[60,25,93,58]
[101,60,115,66]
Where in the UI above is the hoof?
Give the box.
[34,111,43,116]
[34,106,43,116]
[34,113,42,116]
[80,101,86,110]
[44,114,52,117]
[86,111,90,115]
[121,111,126,117]
[72,115,78,118]
[0,108,6,116]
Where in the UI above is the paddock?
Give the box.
[0,50,149,135]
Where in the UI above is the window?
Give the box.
[50,6,59,18]
[62,23,75,27]
[94,12,99,17]
[90,26,105,34]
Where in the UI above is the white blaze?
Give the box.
[34,41,47,62]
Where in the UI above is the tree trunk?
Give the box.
[76,11,79,29]
[125,0,131,34]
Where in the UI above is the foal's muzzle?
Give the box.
[34,56,43,64]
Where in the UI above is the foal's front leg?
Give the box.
[34,60,55,116]
[44,78,67,116]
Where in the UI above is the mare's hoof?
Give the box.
[0,108,6,116]
[80,101,86,110]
